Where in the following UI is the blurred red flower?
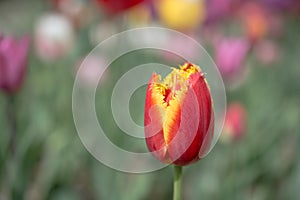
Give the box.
[0,35,30,94]
[96,0,146,15]
[239,2,269,42]
[144,63,214,166]
[223,102,247,141]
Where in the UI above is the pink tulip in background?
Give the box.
[214,37,249,79]
[0,35,30,94]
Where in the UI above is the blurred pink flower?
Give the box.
[255,40,281,65]
[215,37,250,78]
[222,102,247,141]
[76,55,108,87]
[0,34,30,94]
[162,33,199,62]
[34,13,75,62]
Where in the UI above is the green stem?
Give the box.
[6,95,17,156]
[173,165,183,200]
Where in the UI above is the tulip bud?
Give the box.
[0,34,30,94]
[144,63,214,166]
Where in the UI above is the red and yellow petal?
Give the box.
[144,63,214,165]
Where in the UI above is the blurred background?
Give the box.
[0,0,300,199]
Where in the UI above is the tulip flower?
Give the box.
[96,0,146,15]
[144,63,214,200]
[222,102,247,141]
[239,3,269,42]
[144,63,214,166]
[34,13,75,62]
[155,0,206,31]
[214,37,249,80]
[0,34,30,94]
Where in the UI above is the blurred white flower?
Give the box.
[34,13,76,62]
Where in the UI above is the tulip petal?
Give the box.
[144,73,167,160]
[144,63,214,166]
[0,35,30,93]
[0,53,7,88]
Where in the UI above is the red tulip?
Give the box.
[96,0,146,15]
[0,35,30,94]
[144,63,214,166]
[223,102,246,141]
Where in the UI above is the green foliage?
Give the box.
[0,2,300,200]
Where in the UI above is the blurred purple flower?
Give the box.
[215,37,250,78]
[0,35,30,94]
[205,0,232,24]
[262,0,300,13]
